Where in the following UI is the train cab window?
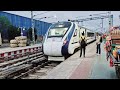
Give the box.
[47,22,71,38]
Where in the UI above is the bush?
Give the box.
[0,16,11,33]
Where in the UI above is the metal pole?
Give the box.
[111,15,113,27]
[18,27,22,36]
[101,18,103,28]
[31,11,35,44]
[101,18,103,32]
[108,11,111,30]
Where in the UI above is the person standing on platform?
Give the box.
[80,32,87,57]
[104,35,112,61]
[96,33,102,55]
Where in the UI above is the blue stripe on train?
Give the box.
[61,23,75,56]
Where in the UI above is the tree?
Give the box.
[7,25,21,41]
[0,16,11,33]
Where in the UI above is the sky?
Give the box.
[4,11,120,32]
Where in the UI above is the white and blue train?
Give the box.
[43,21,96,61]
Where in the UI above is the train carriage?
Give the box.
[43,21,95,61]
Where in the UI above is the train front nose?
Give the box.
[43,38,63,56]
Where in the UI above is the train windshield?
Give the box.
[47,22,71,37]
[87,32,94,37]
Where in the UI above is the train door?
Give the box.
[74,26,80,48]
[80,28,85,36]
[68,24,79,54]
[73,24,80,45]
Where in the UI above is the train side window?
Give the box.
[73,29,77,37]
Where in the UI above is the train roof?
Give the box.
[51,21,95,33]
[78,25,95,32]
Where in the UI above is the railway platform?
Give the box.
[41,42,118,79]
[0,44,42,61]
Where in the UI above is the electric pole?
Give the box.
[31,11,35,44]
[101,18,103,32]
[101,18,103,29]
[108,11,113,29]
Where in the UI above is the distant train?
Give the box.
[43,21,96,61]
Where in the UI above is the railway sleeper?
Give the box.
[31,57,46,64]
[0,56,37,71]
[6,68,29,79]
[0,54,44,69]
[28,54,43,59]
[13,72,29,79]
[6,65,31,79]
[26,56,44,64]
[13,61,49,79]
[0,64,31,76]
[0,64,32,79]
[0,54,45,79]
[40,61,49,68]
[16,65,42,79]
[0,57,37,72]
[0,56,28,68]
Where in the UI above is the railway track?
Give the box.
[0,48,43,78]
[16,61,61,79]
[0,48,61,79]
